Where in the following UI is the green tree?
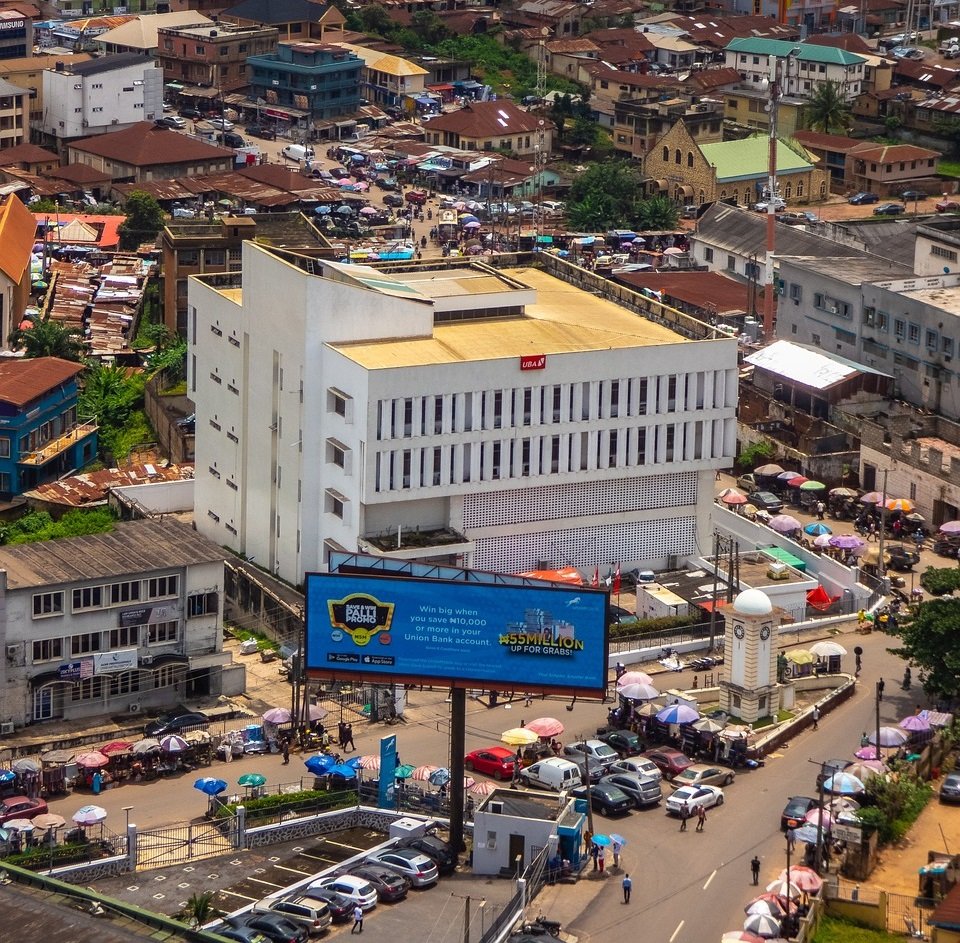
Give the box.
[567,161,644,230]
[8,319,85,361]
[804,80,851,133]
[118,191,165,251]
[357,3,394,37]
[888,597,960,698]
[79,362,146,460]
[182,891,220,928]
[932,116,960,156]
[410,10,449,45]
[636,195,679,231]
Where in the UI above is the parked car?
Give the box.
[568,782,634,817]
[736,473,758,491]
[874,202,905,216]
[937,199,960,212]
[520,757,582,791]
[246,124,277,140]
[901,190,927,201]
[598,729,644,758]
[297,887,355,922]
[156,115,186,130]
[610,756,662,781]
[781,796,817,830]
[405,190,429,205]
[563,740,619,775]
[673,764,735,788]
[144,711,209,737]
[848,192,880,205]
[641,749,694,780]
[226,913,308,943]
[218,131,246,149]
[218,928,270,943]
[599,771,662,808]
[375,177,399,190]
[347,865,410,902]
[753,197,786,212]
[941,773,960,803]
[383,193,404,208]
[0,796,47,825]
[747,491,784,515]
[777,212,810,226]
[250,897,332,936]
[887,547,920,571]
[394,834,458,875]
[178,106,202,120]
[206,117,235,132]
[816,759,852,790]
[309,875,377,910]
[664,784,724,816]
[366,848,439,887]
[464,747,516,780]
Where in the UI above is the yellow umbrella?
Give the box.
[742,504,759,518]
[861,548,891,567]
[786,649,815,665]
[501,727,538,746]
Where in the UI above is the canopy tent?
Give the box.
[515,566,583,586]
[806,585,840,611]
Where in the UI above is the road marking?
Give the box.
[703,870,717,890]
[275,864,312,874]
[670,920,684,943]
[248,877,284,888]
[219,889,257,901]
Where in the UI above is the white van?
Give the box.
[519,757,582,791]
[282,144,315,163]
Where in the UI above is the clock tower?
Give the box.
[719,588,781,723]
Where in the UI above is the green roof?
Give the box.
[726,36,865,66]
[699,136,813,182]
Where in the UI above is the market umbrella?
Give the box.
[160,734,189,753]
[776,866,822,892]
[803,522,832,536]
[0,770,14,784]
[633,702,661,718]
[358,755,380,770]
[100,741,133,756]
[329,763,358,779]
[824,772,865,795]
[412,765,440,781]
[307,704,329,721]
[799,480,826,491]
[343,757,362,771]
[840,764,882,783]
[619,682,660,701]
[785,476,809,488]
[185,729,211,744]
[718,488,748,505]
[359,206,378,215]
[463,220,482,229]
[194,777,228,796]
[854,745,883,760]
[502,728,539,746]
[656,704,700,725]
[746,900,786,918]
[262,707,292,724]
[238,773,267,788]
[885,498,914,513]
[829,534,864,550]
[429,767,451,787]
[769,515,801,533]
[525,718,564,738]
[765,879,801,900]
[132,738,161,755]
[900,714,931,732]
[790,824,821,844]
[395,764,416,779]
[11,758,40,775]
[591,833,612,846]
[617,671,654,687]
[722,932,766,943]
[743,913,783,938]
[469,780,498,797]
[32,813,65,830]
[692,717,726,734]
[906,513,925,524]
[304,754,337,775]
[860,548,890,567]
[803,808,832,830]
[72,805,107,826]
[860,491,884,504]
[810,641,847,657]
[76,751,110,769]
[742,504,760,519]
[813,534,833,549]
[754,464,784,476]
[5,819,35,832]
[829,487,858,498]
[940,520,960,534]
[777,471,803,481]
[786,650,815,665]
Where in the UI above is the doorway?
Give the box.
[508,833,526,876]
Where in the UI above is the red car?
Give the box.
[641,748,694,780]
[464,747,516,780]
[937,199,960,212]
[405,190,428,205]
[0,795,47,824]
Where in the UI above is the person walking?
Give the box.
[878,678,885,702]
[345,723,356,752]
[679,801,690,831]
[590,842,599,871]
[812,705,821,730]
[352,905,364,934]
[786,829,796,854]
[282,738,290,765]
[751,856,761,885]
[696,804,706,832]
[816,500,825,521]
[612,838,622,869]
[598,847,606,873]
[622,873,632,904]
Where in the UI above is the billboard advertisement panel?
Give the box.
[304,572,608,694]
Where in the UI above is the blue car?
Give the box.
[849,192,879,205]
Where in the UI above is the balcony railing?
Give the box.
[18,421,98,466]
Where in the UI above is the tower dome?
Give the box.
[732,588,773,616]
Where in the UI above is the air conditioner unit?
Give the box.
[827,305,839,314]
[0,722,13,735]
[5,644,17,660]
[140,655,153,666]
[767,562,790,580]
[111,118,119,125]
[128,703,141,714]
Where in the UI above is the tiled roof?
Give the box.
[0,357,84,408]
[804,32,873,54]
[667,13,799,45]
[424,101,551,137]
[221,0,334,24]
[690,67,741,90]
[849,141,941,161]
[588,63,680,88]
[70,122,233,166]
[792,130,862,152]
[726,36,865,65]
[930,881,960,930]
[0,194,35,284]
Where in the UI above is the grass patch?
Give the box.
[939,159,960,178]
[225,623,278,651]
[160,381,187,396]
[813,915,898,943]
[777,709,795,722]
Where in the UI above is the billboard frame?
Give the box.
[304,570,609,696]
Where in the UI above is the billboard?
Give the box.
[304,572,608,694]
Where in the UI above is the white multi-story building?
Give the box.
[0,518,235,729]
[41,52,162,143]
[188,247,739,585]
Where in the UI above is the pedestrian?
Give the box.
[583,828,592,855]
[878,678,885,701]
[598,847,606,873]
[515,746,523,767]
[590,842,599,870]
[855,653,862,676]
[787,829,796,854]
[338,721,347,750]
[816,500,825,520]
[282,738,290,765]
[696,804,706,832]
[345,723,356,752]
[612,838,622,869]
[812,705,821,730]
[679,801,689,831]
[751,856,761,885]
[352,905,364,934]
[622,872,632,903]
[857,608,866,629]
[92,770,102,795]
[715,469,721,481]
[860,731,870,747]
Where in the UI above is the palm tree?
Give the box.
[8,319,85,361]
[804,81,851,134]
[182,890,219,928]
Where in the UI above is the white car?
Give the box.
[309,875,378,910]
[664,783,725,816]
[366,848,439,887]
[753,197,786,212]
[207,117,235,131]
[611,757,663,782]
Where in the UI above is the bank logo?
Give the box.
[328,593,394,647]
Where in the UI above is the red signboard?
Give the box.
[520,354,546,371]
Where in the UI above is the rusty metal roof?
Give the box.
[24,462,194,508]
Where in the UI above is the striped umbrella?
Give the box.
[799,480,826,491]
[76,751,110,769]
[159,735,189,753]
[412,765,440,781]
[804,522,832,536]
[469,780,498,797]
[885,498,913,512]
[617,671,653,687]
[860,491,884,504]
[357,755,380,770]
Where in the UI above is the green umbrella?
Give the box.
[799,480,826,491]
[395,764,416,779]
[238,773,266,788]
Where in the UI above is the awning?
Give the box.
[653,178,669,190]
[678,185,694,197]
[30,671,72,688]
[427,83,454,91]
[416,96,435,106]
[149,654,189,670]
[335,118,356,127]
[180,85,220,99]
[165,82,185,90]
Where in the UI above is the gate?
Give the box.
[136,818,235,869]
[886,891,934,937]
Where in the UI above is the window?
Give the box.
[894,318,906,340]
[0,437,8,458]
[675,148,682,164]
[944,336,954,359]
[108,673,140,697]
[926,329,939,350]
[789,284,802,302]
[908,323,920,345]
[863,306,875,327]
[71,631,101,655]
[72,677,103,702]
[72,586,103,611]
[148,621,179,644]
[328,388,349,417]
[687,151,694,167]
[109,625,139,648]
[109,581,141,605]
[726,254,736,272]
[704,247,714,263]
[32,638,62,662]
[147,575,179,599]
[878,311,889,332]
[187,591,218,618]
[32,591,63,618]
[932,244,958,262]
[662,145,668,161]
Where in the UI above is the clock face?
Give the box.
[760,626,771,641]
[734,625,745,640]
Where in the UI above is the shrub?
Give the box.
[609,614,705,639]
[860,767,932,844]
[217,787,358,821]
[919,567,960,596]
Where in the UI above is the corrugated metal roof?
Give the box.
[24,462,194,508]
[0,357,84,407]
[744,339,891,390]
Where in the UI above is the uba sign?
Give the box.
[520,354,546,371]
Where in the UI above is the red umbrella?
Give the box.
[525,717,564,738]
[100,741,133,756]
[76,751,110,768]
[860,491,884,504]
[785,476,809,487]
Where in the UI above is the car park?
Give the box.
[309,875,378,910]
[0,796,47,824]
[568,782,634,817]
[347,865,410,902]
[610,756,662,781]
[366,848,439,887]
[464,747,516,780]
[642,749,694,780]
[937,199,960,212]
[673,764,735,788]
[520,757,582,791]
[394,834,458,875]
[598,729,643,757]
[781,796,817,830]
[747,491,784,514]
[563,740,619,775]
[250,897,332,936]
[874,202,905,216]
[226,913,308,943]
[848,192,880,205]
[144,711,209,737]
[665,784,724,815]
[941,773,960,803]
[297,887,354,922]
[599,771,662,808]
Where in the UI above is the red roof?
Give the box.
[0,357,84,407]
[792,130,862,152]
[424,101,552,138]
[34,212,124,250]
[70,122,234,167]
[691,67,741,91]
[0,143,58,166]
[613,271,749,314]
[849,141,941,161]
[804,33,873,54]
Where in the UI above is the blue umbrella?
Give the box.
[823,772,865,795]
[609,833,627,845]
[656,704,700,725]
[193,777,227,796]
[0,770,16,784]
[791,824,820,844]
[343,756,362,770]
[804,522,832,537]
[328,763,358,779]
[591,834,611,846]
[429,767,451,787]
[304,754,337,775]
[315,205,332,214]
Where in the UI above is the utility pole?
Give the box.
[533,27,549,249]
[708,532,720,650]
[579,733,595,835]
[451,893,485,943]
[807,757,827,876]
[877,468,889,581]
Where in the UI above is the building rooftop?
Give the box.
[613,270,749,314]
[479,789,566,820]
[422,100,551,137]
[900,283,960,310]
[57,51,149,76]
[725,36,865,65]
[0,193,36,284]
[0,356,84,407]
[220,0,335,24]
[0,518,225,589]
[699,136,813,182]
[70,122,233,167]
[96,11,212,50]
[745,339,892,391]
[0,143,58,165]
[777,252,912,284]
[338,42,427,77]
[24,462,194,508]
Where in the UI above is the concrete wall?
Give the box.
[826,892,888,930]
[111,479,194,515]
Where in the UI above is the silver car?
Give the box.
[367,848,439,887]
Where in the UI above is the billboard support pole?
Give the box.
[450,686,467,852]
